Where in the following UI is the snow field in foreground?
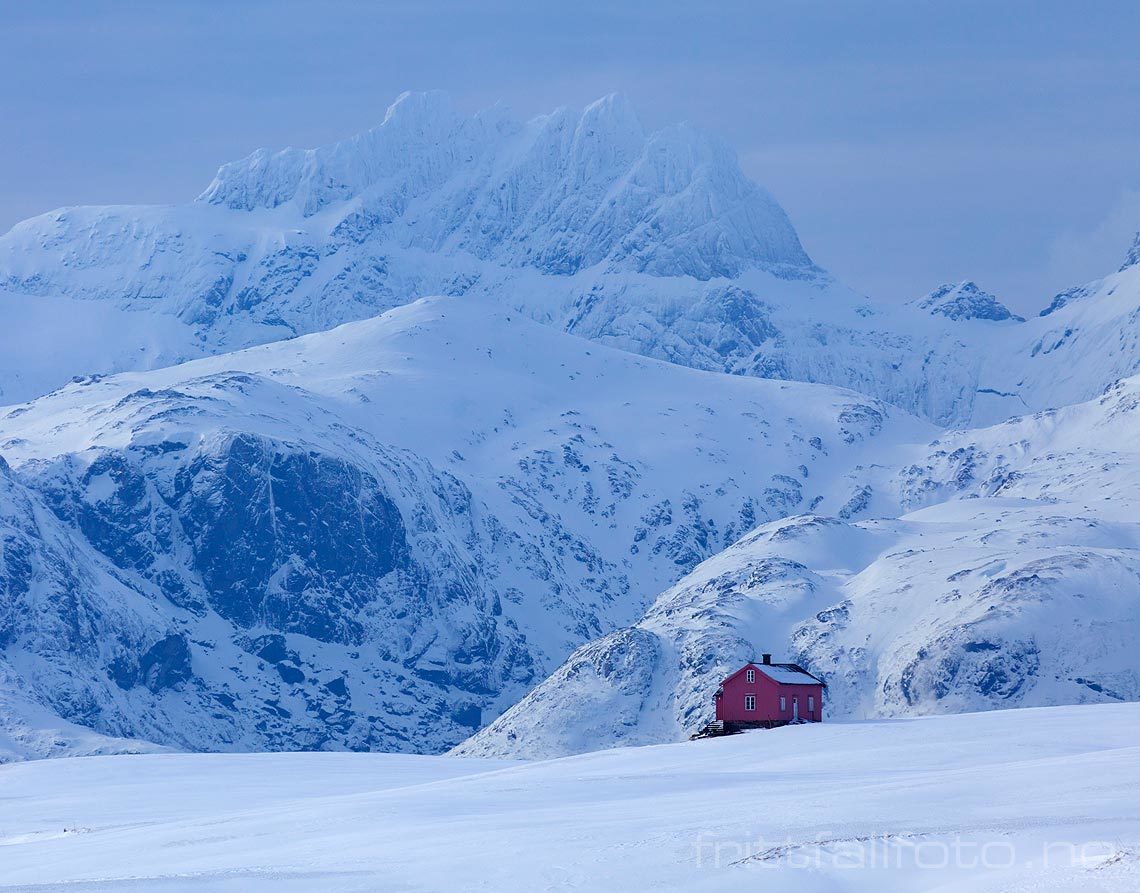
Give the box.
[1,703,1137,891]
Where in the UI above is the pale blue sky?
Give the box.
[4,0,1139,311]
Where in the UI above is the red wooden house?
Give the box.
[714,654,825,727]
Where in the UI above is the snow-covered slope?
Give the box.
[900,247,1140,425]
[0,690,165,764]
[0,297,923,756]
[0,453,184,760]
[0,288,199,406]
[974,252,1140,424]
[460,376,1140,757]
[2,704,1138,891]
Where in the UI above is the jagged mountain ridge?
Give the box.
[0,92,1010,426]
[200,91,813,277]
[0,297,923,756]
[3,92,1138,428]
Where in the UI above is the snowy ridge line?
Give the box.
[1,91,1136,428]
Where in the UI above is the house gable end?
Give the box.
[719,663,759,688]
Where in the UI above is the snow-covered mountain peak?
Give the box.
[198,89,471,215]
[381,88,458,128]
[1120,230,1140,272]
[193,91,812,276]
[8,94,1138,432]
[916,280,1023,322]
[576,92,643,140]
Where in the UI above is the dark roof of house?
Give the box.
[721,661,826,687]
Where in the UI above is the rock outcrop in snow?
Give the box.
[1119,231,1140,272]
[916,281,1023,322]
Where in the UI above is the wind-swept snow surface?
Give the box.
[1,705,1138,891]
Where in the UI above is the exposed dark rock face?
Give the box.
[2,424,543,754]
[917,281,1024,323]
[139,634,194,693]
[173,435,410,643]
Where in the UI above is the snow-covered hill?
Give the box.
[460,376,1140,757]
[0,690,165,764]
[2,704,1138,891]
[0,297,923,756]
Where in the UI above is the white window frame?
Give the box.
[808,696,815,712]
[780,696,786,711]
[746,669,755,683]
[744,694,756,711]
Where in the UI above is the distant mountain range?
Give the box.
[0,93,1137,759]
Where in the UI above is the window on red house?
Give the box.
[744,695,755,711]
[779,696,786,712]
[746,669,754,683]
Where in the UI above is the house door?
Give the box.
[792,697,799,721]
